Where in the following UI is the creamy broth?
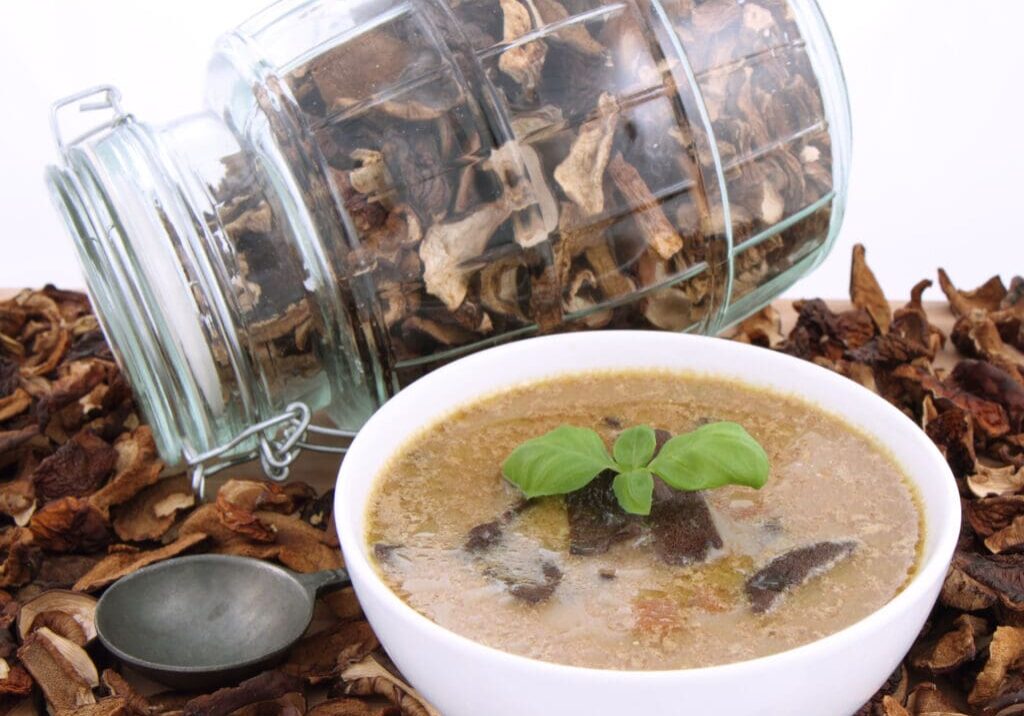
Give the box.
[366,371,922,670]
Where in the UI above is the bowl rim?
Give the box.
[334,330,961,680]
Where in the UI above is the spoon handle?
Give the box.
[296,568,351,596]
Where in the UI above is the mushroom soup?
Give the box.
[366,370,922,670]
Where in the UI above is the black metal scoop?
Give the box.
[95,554,350,690]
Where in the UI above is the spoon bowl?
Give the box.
[95,554,349,690]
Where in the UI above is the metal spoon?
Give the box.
[95,554,350,690]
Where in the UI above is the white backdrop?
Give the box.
[1,1,1021,300]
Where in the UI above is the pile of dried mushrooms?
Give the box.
[733,245,1024,715]
[2,240,1022,715]
[0,287,435,716]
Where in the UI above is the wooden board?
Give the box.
[2,288,959,494]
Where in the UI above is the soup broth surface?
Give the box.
[366,370,922,670]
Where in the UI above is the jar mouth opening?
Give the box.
[45,114,261,470]
[45,159,185,463]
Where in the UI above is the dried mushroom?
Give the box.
[756,250,1024,712]
[112,475,194,542]
[17,590,97,645]
[850,244,892,333]
[970,626,1024,705]
[340,655,440,716]
[30,497,108,554]
[745,540,857,614]
[73,533,208,592]
[283,620,378,684]
[18,626,98,710]
[554,93,618,215]
[308,699,399,716]
[0,661,33,698]
[732,306,784,348]
[177,503,341,573]
[909,614,988,674]
[182,671,303,716]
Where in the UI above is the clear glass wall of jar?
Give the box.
[46,0,851,479]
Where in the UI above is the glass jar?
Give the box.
[45,0,850,485]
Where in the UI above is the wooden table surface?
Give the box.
[1,288,958,494]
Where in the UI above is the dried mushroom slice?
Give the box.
[877,696,909,716]
[608,154,683,261]
[497,0,548,98]
[30,497,109,554]
[951,361,1024,433]
[17,590,97,645]
[0,389,31,423]
[745,540,858,614]
[100,668,152,715]
[854,665,909,716]
[283,620,378,684]
[492,559,563,604]
[0,466,37,527]
[554,93,618,215]
[893,364,1011,439]
[18,626,98,710]
[419,200,514,310]
[958,552,1024,611]
[0,426,40,457]
[938,269,1008,318]
[848,243,891,334]
[308,699,399,716]
[952,314,1024,388]
[340,654,440,716]
[321,587,363,623]
[183,670,304,716]
[967,496,1024,538]
[905,682,969,714]
[566,471,642,555]
[968,464,1024,499]
[649,481,723,566]
[969,625,1024,705]
[0,528,37,589]
[0,661,33,698]
[910,614,989,674]
[217,479,307,514]
[112,475,195,542]
[940,562,998,612]
[31,431,117,503]
[53,696,141,716]
[178,503,342,573]
[732,306,784,348]
[88,427,164,518]
[986,517,1024,555]
[924,403,976,480]
[72,532,208,593]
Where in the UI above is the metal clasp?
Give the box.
[51,85,128,152]
[185,403,356,499]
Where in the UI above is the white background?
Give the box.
[1,1,1021,300]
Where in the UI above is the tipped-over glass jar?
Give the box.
[46,0,850,490]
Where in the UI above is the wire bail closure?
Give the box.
[186,403,356,499]
[51,85,128,152]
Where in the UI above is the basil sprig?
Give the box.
[502,422,769,516]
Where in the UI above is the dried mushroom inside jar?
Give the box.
[209,0,841,390]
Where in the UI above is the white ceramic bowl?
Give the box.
[335,332,960,716]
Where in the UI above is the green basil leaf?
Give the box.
[502,425,617,498]
[648,421,769,492]
[612,425,657,469]
[612,469,654,515]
